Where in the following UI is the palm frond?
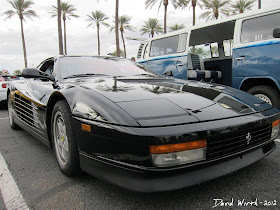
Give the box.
[4,0,38,20]
[3,10,16,19]
[86,10,109,30]
[22,10,38,20]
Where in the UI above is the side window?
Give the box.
[210,43,219,58]
[177,33,188,53]
[241,12,280,43]
[39,60,54,76]
[149,33,187,57]
[189,42,219,59]
[223,39,233,57]
[189,44,211,59]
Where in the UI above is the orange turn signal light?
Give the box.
[81,123,91,133]
[150,139,207,154]
[272,119,280,128]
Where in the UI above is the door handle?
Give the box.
[235,56,246,60]
[176,61,185,66]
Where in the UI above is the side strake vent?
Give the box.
[14,93,40,130]
[137,43,145,59]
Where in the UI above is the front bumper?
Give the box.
[79,141,275,192]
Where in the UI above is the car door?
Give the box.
[12,59,55,141]
[146,33,188,79]
[232,12,280,88]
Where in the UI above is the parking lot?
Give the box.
[0,106,280,210]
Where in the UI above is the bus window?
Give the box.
[189,44,211,59]
[189,42,219,59]
[210,43,219,57]
[150,35,180,57]
[177,33,188,53]
[241,12,280,43]
[223,39,233,57]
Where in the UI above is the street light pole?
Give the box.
[258,0,261,9]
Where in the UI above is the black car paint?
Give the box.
[8,56,280,192]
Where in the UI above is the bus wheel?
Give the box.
[247,85,280,109]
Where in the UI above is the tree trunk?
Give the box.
[121,30,126,58]
[192,3,196,26]
[115,0,120,57]
[20,18,28,68]
[215,9,219,19]
[63,18,67,55]
[57,0,63,55]
[97,25,100,55]
[163,0,168,34]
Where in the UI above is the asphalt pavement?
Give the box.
[0,106,279,210]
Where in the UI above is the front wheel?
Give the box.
[7,93,20,130]
[247,85,280,109]
[51,100,80,176]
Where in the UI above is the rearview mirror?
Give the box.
[273,28,280,38]
[22,68,55,81]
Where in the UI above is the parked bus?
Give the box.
[137,7,280,109]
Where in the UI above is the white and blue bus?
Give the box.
[137,7,280,109]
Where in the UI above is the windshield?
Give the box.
[59,56,157,79]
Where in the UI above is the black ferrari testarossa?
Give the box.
[7,56,280,192]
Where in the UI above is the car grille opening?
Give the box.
[207,124,272,160]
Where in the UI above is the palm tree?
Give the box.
[169,23,185,31]
[115,0,121,57]
[200,0,230,21]
[140,18,163,38]
[51,2,79,55]
[109,49,125,57]
[145,0,179,34]
[87,10,109,56]
[57,0,63,55]
[110,15,135,58]
[4,0,38,68]
[97,0,120,57]
[173,0,202,26]
[14,70,22,75]
[231,0,255,14]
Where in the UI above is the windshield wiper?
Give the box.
[133,74,156,77]
[63,73,108,79]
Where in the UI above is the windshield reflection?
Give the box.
[59,56,156,79]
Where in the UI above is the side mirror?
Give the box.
[22,68,55,81]
[273,28,280,38]
[22,68,40,78]
[162,70,173,77]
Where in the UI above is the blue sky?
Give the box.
[0,0,279,72]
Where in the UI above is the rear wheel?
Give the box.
[247,85,280,109]
[51,100,80,176]
[7,93,20,130]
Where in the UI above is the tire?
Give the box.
[7,93,21,130]
[51,100,80,176]
[247,85,280,109]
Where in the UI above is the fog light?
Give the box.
[150,140,207,167]
[271,119,280,138]
[151,148,206,167]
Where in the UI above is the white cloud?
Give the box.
[0,0,279,71]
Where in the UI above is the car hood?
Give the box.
[67,76,272,127]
